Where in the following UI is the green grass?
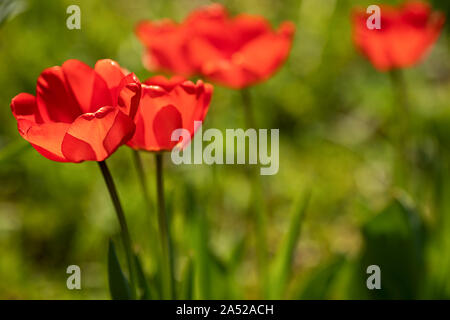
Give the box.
[1,0,450,299]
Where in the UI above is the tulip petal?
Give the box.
[233,14,271,46]
[200,83,213,120]
[188,36,228,71]
[62,59,113,113]
[94,59,127,91]
[126,85,163,151]
[352,2,445,71]
[23,122,71,162]
[187,5,234,57]
[184,5,295,88]
[117,73,141,119]
[94,60,141,117]
[36,66,82,123]
[144,75,186,91]
[239,23,294,78]
[127,78,212,152]
[103,109,136,155]
[135,20,194,76]
[61,106,135,162]
[186,3,228,25]
[201,58,259,89]
[11,93,42,125]
[153,104,183,150]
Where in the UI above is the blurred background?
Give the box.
[0,0,450,299]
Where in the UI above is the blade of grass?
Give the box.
[297,255,346,299]
[134,253,151,299]
[180,258,194,300]
[228,236,247,271]
[193,206,210,299]
[269,191,311,299]
[108,240,132,300]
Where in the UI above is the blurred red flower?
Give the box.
[135,4,295,89]
[352,1,445,71]
[127,76,213,152]
[136,19,195,77]
[11,59,141,162]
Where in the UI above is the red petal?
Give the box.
[238,23,294,81]
[135,20,195,76]
[11,93,42,124]
[233,14,271,47]
[352,2,445,71]
[103,109,136,155]
[144,75,186,91]
[61,107,135,162]
[22,122,71,162]
[117,73,141,119]
[187,36,228,71]
[94,59,127,92]
[153,104,183,150]
[200,82,213,120]
[185,5,295,88]
[62,59,113,113]
[127,78,213,151]
[186,3,228,25]
[36,66,82,123]
[127,86,164,151]
[60,134,97,162]
[201,58,258,89]
[186,5,234,57]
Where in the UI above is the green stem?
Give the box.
[155,153,175,299]
[98,160,136,299]
[240,89,268,297]
[389,69,410,188]
[241,88,256,129]
[389,69,409,115]
[132,150,153,213]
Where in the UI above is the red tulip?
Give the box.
[11,59,141,162]
[352,1,445,71]
[135,4,295,88]
[127,76,213,152]
[135,19,195,77]
[187,5,295,89]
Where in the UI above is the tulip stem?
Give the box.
[132,149,165,299]
[241,88,256,129]
[98,160,136,299]
[132,150,153,213]
[155,153,175,299]
[389,69,409,116]
[240,88,268,297]
[389,69,410,187]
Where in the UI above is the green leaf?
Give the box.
[184,182,211,299]
[228,236,246,270]
[134,253,150,300]
[180,258,194,300]
[108,240,132,300]
[269,191,311,299]
[356,197,425,299]
[208,249,228,274]
[193,208,210,299]
[297,255,346,299]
